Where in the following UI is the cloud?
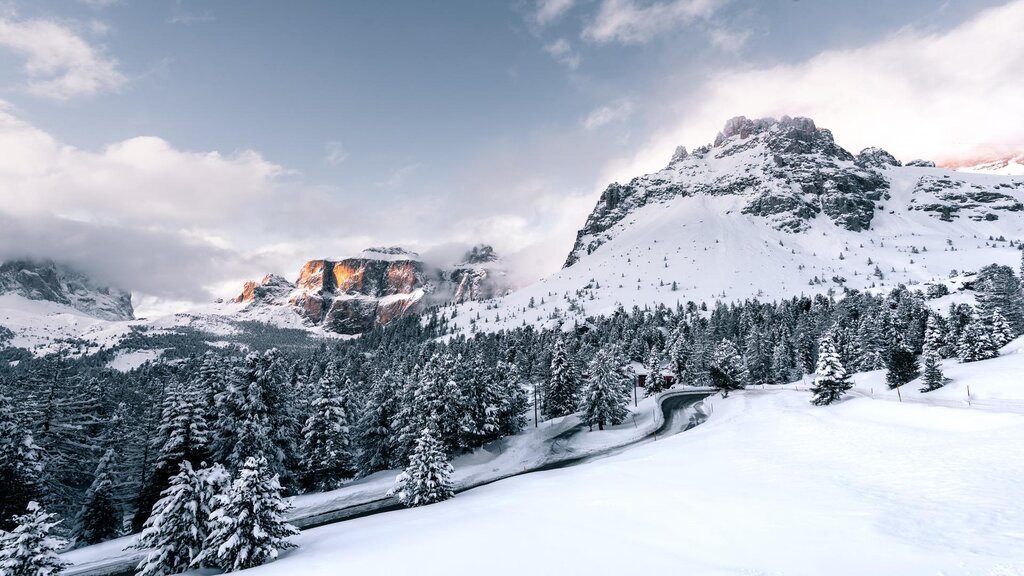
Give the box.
[707,25,749,53]
[0,16,126,100]
[324,141,348,166]
[600,0,1024,184]
[168,0,216,25]
[533,0,575,26]
[375,162,421,189]
[76,0,120,8]
[582,0,727,44]
[543,38,581,69]
[583,100,635,130]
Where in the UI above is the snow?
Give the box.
[236,385,1024,576]
[106,349,164,372]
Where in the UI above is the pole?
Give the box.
[967,384,971,407]
[634,379,638,407]
[896,385,902,403]
[533,383,539,428]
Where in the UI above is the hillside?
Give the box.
[444,116,1024,334]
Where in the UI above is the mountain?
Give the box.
[231,245,511,334]
[445,115,1024,333]
[941,150,1024,176]
[0,260,133,321]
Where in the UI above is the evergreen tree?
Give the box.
[299,372,354,492]
[199,456,297,572]
[0,502,68,576]
[922,314,947,357]
[976,263,1024,333]
[885,345,920,389]
[958,312,999,363]
[0,394,44,532]
[810,336,852,406]
[919,350,947,392]
[990,310,1014,348]
[544,337,580,418]
[73,449,121,546]
[388,427,454,507]
[644,347,669,395]
[580,350,630,430]
[355,370,400,475]
[132,461,212,576]
[495,361,529,436]
[709,339,747,397]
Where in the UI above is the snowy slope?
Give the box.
[446,117,1024,334]
[217,381,1024,576]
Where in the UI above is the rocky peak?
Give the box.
[906,159,936,168]
[460,244,498,265]
[0,260,134,321]
[231,274,294,304]
[856,147,902,169]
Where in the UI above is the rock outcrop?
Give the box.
[0,260,134,321]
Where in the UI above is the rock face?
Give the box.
[0,260,134,321]
[232,245,510,334]
[566,116,894,267]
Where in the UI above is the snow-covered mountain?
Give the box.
[229,245,511,335]
[446,115,1024,333]
[0,260,133,321]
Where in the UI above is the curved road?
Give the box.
[65,388,715,576]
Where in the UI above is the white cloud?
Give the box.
[582,0,727,44]
[544,38,581,69]
[0,16,125,100]
[76,0,120,8]
[601,0,1024,184]
[533,0,575,26]
[324,141,348,166]
[707,25,749,53]
[583,100,635,130]
[375,162,421,189]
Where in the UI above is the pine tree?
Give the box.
[73,449,121,546]
[0,394,44,532]
[544,337,580,418]
[885,345,920,389]
[709,339,747,397]
[919,350,947,392]
[495,361,529,436]
[644,347,669,395]
[580,350,630,430]
[388,427,454,507]
[922,314,947,357]
[132,461,212,576]
[0,502,68,576]
[810,336,852,406]
[958,312,999,363]
[976,263,1024,333]
[355,369,400,474]
[299,372,354,492]
[199,456,297,572]
[990,310,1014,348]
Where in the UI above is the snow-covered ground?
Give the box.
[240,389,1024,576]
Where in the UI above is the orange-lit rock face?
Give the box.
[332,262,365,293]
[385,262,418,294]
[232,280,258,303]
[296,260,331,292]
[376,296,419,326]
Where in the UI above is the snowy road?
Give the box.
[62,388,715,576]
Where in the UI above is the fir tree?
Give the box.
[709,339,748,397]
[885,345,920,389]
[355,369,400,474]
[990,310,1014,348]
[810,336,852,406]
[495,361,529,436]
[544,337,580,418]
[0,502,68,576]
[919,350,947,392]
[299,371,354,492]
[388,427,454,507]
[199,456,297,572]
[73,449,121,546]
[0,394,44,532]
[958,312,999,363]
[580,350,630,430]
[922,314,947,357]
[132,461,212,576]
[644,347,669,395]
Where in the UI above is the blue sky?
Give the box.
[0,0,1020,312]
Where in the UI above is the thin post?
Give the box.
[967,384,971,407]
[533,383,539,428]
[896,385,902,403]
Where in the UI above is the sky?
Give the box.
[0,0,1021,315]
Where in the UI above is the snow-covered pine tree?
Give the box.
[990,310,1014,348]
[132,461,211,576]
[922,313,947,357]
[667,331,691,384]
[495,361,528,436]
[709,339,748,397]
[976,263,1024,333]
[810,335,852,406]
[580,349,630,430]
[388,427,454,507]
[200,456,297,572]
[73,448,121,546]
[355,369,400,474]
[958,311,999,363]
[885,344,919,390]
[919,350,947,392]
[644,346,669,396]
[0,502,68,576]
[544,336,580,418]
[0,394,44,532]
[299,370,354,492]
[854,315,886,371]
